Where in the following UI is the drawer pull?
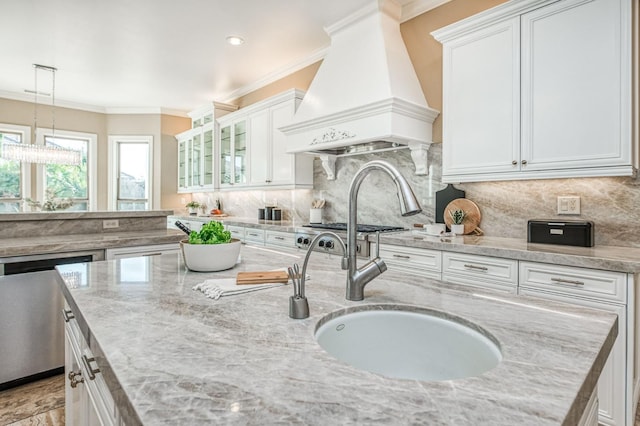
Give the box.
[82,355,100,380]
[550,277,585,286]
[392,254,411,260]
[248,233,259,237]
[142,252,162,257]
[274,236,285,241]
[62,309,75,322]
[463,264,488,271]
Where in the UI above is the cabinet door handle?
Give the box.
[521,160,527,165]
[550,277,585,286]
[82,355,100,380]
[265,179,272,183]
[62,309,75,323]
[511,160,517,165]
[464,264,488,271]
[392,254,411,260]
[142,252,162,257]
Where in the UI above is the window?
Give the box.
[36,128,97,211]
[108,136,153,211]
[0,124,31,212]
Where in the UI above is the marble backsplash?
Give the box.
[193,144,640,248]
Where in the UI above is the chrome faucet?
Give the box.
[346,160,422,301]
[289,231,348,320]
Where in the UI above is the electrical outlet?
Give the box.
[557,196,580,215]
[103,219,119,229]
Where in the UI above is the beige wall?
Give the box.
[0,97,190,210]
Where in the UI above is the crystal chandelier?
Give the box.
[0,64,81,166]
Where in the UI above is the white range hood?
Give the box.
[281,0,439,179]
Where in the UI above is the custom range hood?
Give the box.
[281,0,439,179]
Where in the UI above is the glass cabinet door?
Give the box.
[202,128,214,187]
[191,133,202,187]
[178,140,186,189]
[233,121,246,184]
[220,125,232,185]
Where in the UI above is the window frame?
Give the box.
[107,135,154,211]
[35,127,97,211]
[0,123,32,210]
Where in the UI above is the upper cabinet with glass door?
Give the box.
[218,89,313,191]
[219,119,248,188]
[176,102,237,193]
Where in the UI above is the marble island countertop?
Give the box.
[0,229,185,257]
[57,245,616,425]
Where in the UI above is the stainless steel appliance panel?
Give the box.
[0,270,64,388]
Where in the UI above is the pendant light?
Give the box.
[0,64,81,166]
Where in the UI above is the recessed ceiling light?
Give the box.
[225,35,244,46]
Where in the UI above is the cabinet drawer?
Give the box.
[442,252,518,292]
[376,244,441,278]
[519,262,627,304]
[265,231,295,248]
[226,226,245,242]
[244,228,265,245]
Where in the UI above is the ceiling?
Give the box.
[0,0,443,115]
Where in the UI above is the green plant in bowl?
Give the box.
[180,221,241,272]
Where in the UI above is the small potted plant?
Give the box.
[185,201,200,216]
[449,209,466,235]
[180,221,241,272]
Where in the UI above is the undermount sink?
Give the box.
[315,305,502,381]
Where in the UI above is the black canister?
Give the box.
[258,208,265,220]
[271,208,282,221]
[264,206,274,220]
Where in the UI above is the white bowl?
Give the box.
[180,239,242,272]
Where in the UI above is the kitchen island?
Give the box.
[57,244,616,425]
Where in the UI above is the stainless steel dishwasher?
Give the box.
[0,250,104,390]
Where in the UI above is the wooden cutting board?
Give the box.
[236,271,289,285]
[444,198,482,235]
[435,184,465,224]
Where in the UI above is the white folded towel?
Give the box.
[192,278,285,300]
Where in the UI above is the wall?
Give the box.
[0,97,190,210]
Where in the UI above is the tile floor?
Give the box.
[0,375,64,426]
[1,374,640,425]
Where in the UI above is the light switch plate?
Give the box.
[103,219,119,229]
[557,196,580,215]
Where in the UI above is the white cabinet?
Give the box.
[226,225,245,242]
[105,243,180,260]
[219,89,313,191]
[374,243,441,279]
[265,230,296,249]
[442,252,518,293]
[177,103,236,192]
[519,262,631,426]
[248,93,314,188]
[63,305,119,426]
[433,0,633,183]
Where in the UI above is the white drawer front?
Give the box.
[226,226,245,242]
[519,262,626,304]
[377,244,441,278]
[443,252,518,283]
[265,231,295,248]
[244,228,266,244]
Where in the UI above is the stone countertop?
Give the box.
[57,246,616,425]
[0,210,174,221]
[0,230,185,257]
[378,232,640,273]
[173,217,640,273]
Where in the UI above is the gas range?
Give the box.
[296,223,407,258]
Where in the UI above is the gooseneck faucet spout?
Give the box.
[346,160,422,301]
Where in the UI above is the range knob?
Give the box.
[318,240,325,247]
[324,240,334,249]
[303,238,310,245]
[297,237,303,244]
